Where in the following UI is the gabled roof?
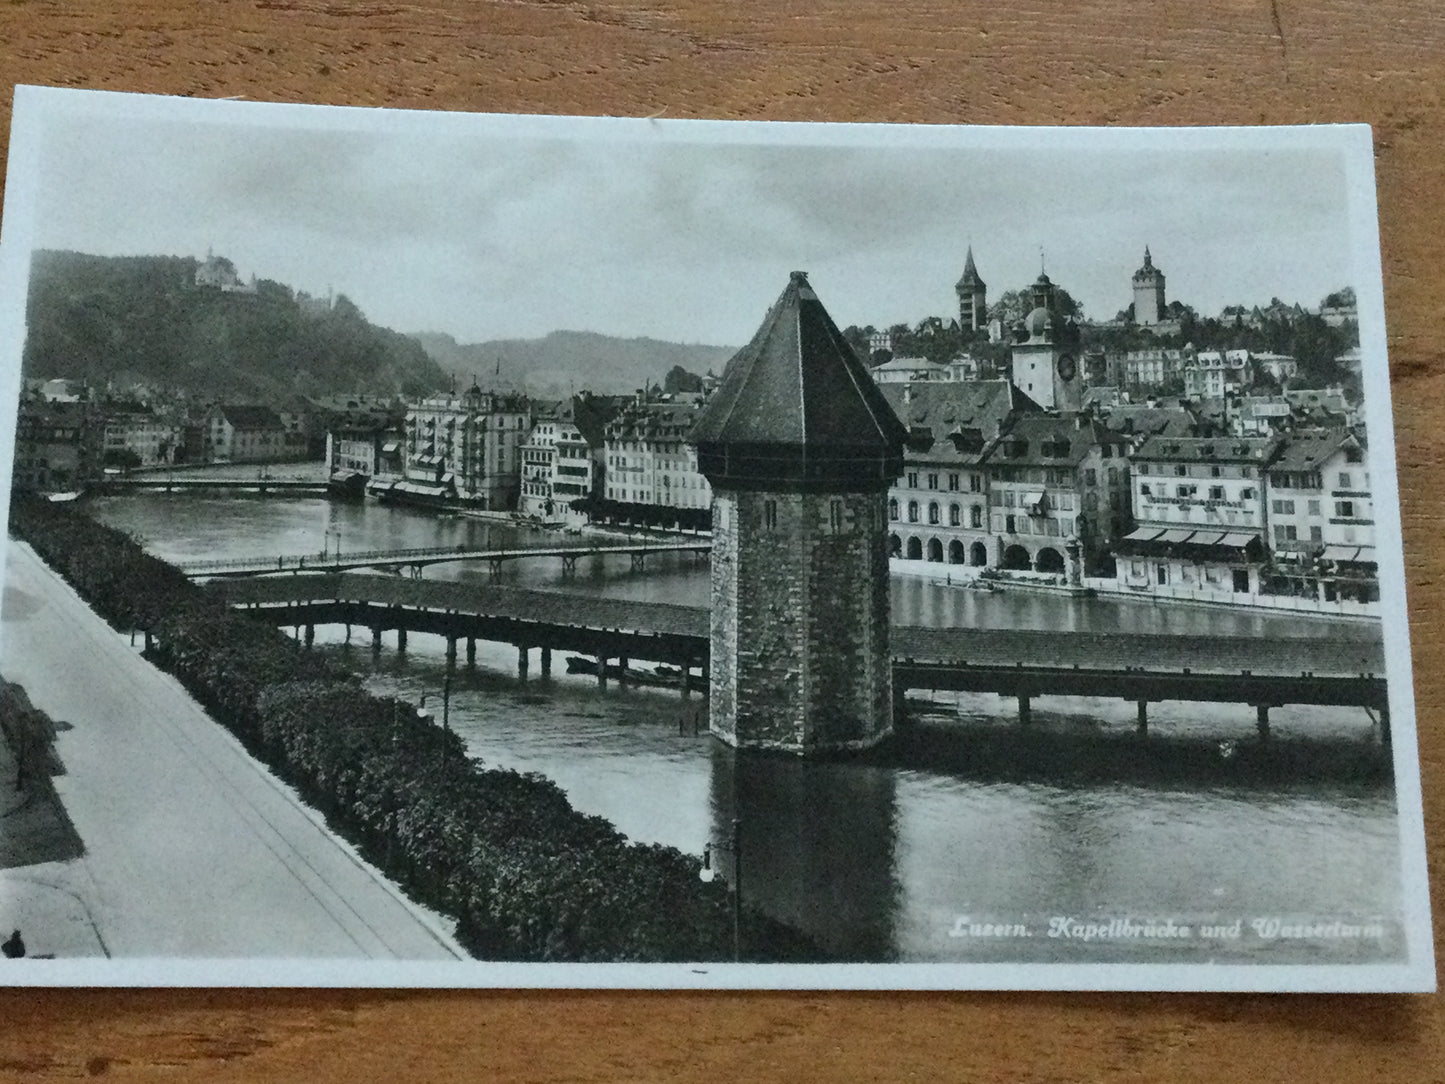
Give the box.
[980,413,1123,469]
[216,404,284,430]
[689,272,906,451]
[1268,427,1360,472]
[1134,434,1280,464]
[1103,403,1199,440]
[878,379,1039,465]
[956,245,985,290]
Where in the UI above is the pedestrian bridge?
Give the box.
[205,574,1391,739]
[181,540,711,579]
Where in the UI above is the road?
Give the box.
[0,540,465,961]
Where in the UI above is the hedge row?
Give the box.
[10,495,819,962]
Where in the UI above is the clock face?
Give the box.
[1057,353,1077,381]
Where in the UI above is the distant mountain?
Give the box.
[23,251,448,402]
[410,330,737,399]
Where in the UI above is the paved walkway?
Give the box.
[0,540,465,961]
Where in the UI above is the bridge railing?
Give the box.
[180,539,711,573]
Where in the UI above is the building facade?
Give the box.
[202,404,288,463]
[604,396,711,511]
[1131,247,1167,326]
[400,386,529,508]
[955,245,988,332]
[1008,272,1083,414]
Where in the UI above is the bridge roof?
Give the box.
[689,272,907,453]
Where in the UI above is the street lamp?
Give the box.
[699,817,742,962]
[417,673,453,764]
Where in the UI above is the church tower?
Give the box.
[955,245,987,332]
[690,272,908,755]
[1010,271,1082,414]
[1132,246,1167,326]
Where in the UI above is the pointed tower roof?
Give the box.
[955,245,985,291]
[691,272,906,490]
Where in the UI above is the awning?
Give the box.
[1022,491,1046,510]
[1161,528,1194,543]
[1190,531,1227,546]
[1219,532,1257,549]
[394,481,451,497]
[1321,544,1377,565]
[381,441,399,453]
[1123,527,1165,542]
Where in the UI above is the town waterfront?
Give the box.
[89,492,1402,964]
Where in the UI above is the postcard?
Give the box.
[0,86,1431,990]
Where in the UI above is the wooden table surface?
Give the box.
[2,2,1442,1079]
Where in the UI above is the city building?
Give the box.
[99,405,181,469]
[603,396,711,512]
[1119,347,1190,390]
[1252,351,1299,384]
[1102,401,1199,448]
[869,356,949,384]
[13,399,102,494]
[1114,435,1278,598]
[392,385,529,508]
[1183,349,1253,399]
[201,404,288,463]
[1235,395,1295,437]
[955,245,988,332]
[691,271,908,755]
[979,412,1132,574]
[1009,272,1083,413]
[519,400,566,519]
[879,379,1039,568]
[194,249,257,294]
[325,402,403,495]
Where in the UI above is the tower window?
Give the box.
[763,499,778,531]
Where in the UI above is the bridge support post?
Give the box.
[631,553,645,572]
[1136,700,1148,736]
[397,628,407,653]
[1256,704,1270,741]
[893,674,908,731]
[489,560,503,583]
[518,646,529,682]
[618,656,630,686]
[466,638,476,666]
[541,647,552,679]
[1018,693,1032,725]
[304,624,314,647]
[597,657,608,688]
[561,555,576,578]
[371,627,382,653]
[343,623,351,644]
[446,637,458,664]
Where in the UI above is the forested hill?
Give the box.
[22,251,447,401]
[411,330,737,398]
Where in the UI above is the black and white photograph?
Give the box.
[0,86,1431,990]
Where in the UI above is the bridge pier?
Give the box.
[518,645,530,682]
[466,638,476,667]
[446,637,458,664]
[343,622,351,644]
[596,656,608,688]
[1018,693,1032,725]
[1136,700,1149,735]
[541,646,552,679]
[1256,704,1271,740]
[489,559,503,583]
[304,624,314,647]
[618,655,630,686]
[397,627,408,653]
[371,626,382,653]
[561,555,577,578]
[631,553,646,572]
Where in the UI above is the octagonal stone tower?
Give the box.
[690,272,908,755]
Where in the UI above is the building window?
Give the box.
[1210,486,1225,500]
[907,472,918,488]
[888,498,899,521]
[927,473,939,490]
[1336,500,1355,517]
[1308,499,1321,516]
[970,505,982,528]
[907,500,919,523]
[1310,526,1323,542]
[948,473,960,491]
[970,474,982,492]
[1140,484,1151,497]
[1005,514,1016,534]
[928,501,940,525]
[948,503,961,526]
[1240,487,1255,500]
[763,499,778,530]
[1271,499,1295,514]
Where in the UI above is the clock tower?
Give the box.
[1009,271,1082,414]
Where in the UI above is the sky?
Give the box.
[11,99,1360,349]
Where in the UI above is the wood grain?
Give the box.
[2,1,1443,1079]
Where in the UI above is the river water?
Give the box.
[91,492,1404,965]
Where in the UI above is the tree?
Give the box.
[662,365,703,394]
